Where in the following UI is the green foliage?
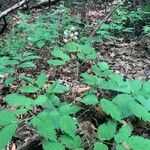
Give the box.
[65,42,99,61]
[98,119,117,140]
[81,94,98,105]
[0,2,150,150]
[0,124,18,149]
[82,62,150,122]
[94,142,108,150]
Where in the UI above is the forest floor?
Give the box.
[0,0,150,150]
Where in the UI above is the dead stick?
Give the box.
[0,0,29,18]
[90,0,126,37]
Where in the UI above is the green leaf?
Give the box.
[60,104,80,115]
[34,95,48,105]
[19,76,35,84]
[116,144,127,150]
[129,101,150,121]
[127,136,150,150]
[143,81,150,93]
[19,85,39,93]
[59,115,77,138]
[98,119,117,140]
[37,40,46,48]
[36,72,47,88]
[17,62,36,68]
[100,99,122,121]
[0,124,18,149]
[46,80,69,94]
[42,140,65,150]
[52,50,70,61]
[21,55,40,62]
[128,79,142,94]
[81,73,103,85]
[135,96,150,111]
[114,125,132,143]
[47,59,66,66]
[60,135,81,149]
[5,93,33,109]
[30,112,57,141]
[94,142,108,150]
[47,94,60,106]
[82,94,98,105]
[5,77,15,86]
[113,94,134,118]
[65,42,81,52]
[97,62,109,71]
[0,110,19,126]
[0,68,15,75]
[14,108,28,115]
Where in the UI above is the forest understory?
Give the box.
[0,0,150,150]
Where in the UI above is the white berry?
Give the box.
[70,26,75,31]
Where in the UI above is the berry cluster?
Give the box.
[63,27,78,43]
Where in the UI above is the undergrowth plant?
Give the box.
[0,1,150,150]
[0,52,40,86]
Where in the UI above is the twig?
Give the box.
[0,0,29,18]
[90,0,126,37]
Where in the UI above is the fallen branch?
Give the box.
[0,0,29,18]
[31,0,60,9]
[17,134,41,150]
[90,0,126,37]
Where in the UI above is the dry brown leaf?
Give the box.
[11,143,16,150]
[76,86,90,95]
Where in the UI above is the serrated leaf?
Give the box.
[30,112,57,141]
[100,99,122,121]
[94,142,108,150]
[0,124,18,149]
[34,95,48,105]
[37,40,46,48]
[0,68,15,75]
[0,110,19,126]
[14,108,28,115]
[59,115,77,138]
[113,94,134,118]
[19,85,39,93]
[17,62,36,68]
[82,94,98,105]
[114,125,132,143]
[46,80,69,94]
[127,136,150,150]
[65,42,80,52]
[36,72,47,88]
[129,101,150,121]
[5,77,15,86]
[143,81,150,93]
[52,50,70,61]
[59,135,81,149]
[97,62,109,71]
[47,94,60,106]
[60,104,80,115]
[116,144,127,150]
[47,59,66,66]
[81,73,103,85]
[19,76,35,84]
[135,96,150,111]
[5,93,33,109]
[98,119,117,140]
[42,140,65,150]
[21,55,40,62]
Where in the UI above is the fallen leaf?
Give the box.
[11,143,16,150]
[76,86,90,95]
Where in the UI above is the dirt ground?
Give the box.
[0,0,150,149]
